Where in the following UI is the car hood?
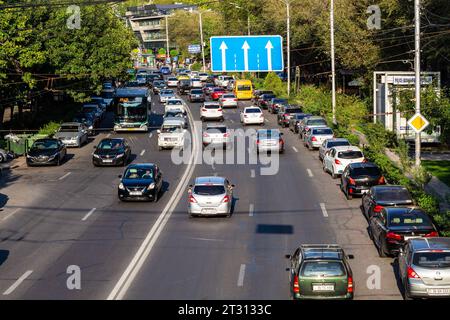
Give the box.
[28,149,58,157]
[54,132,79,139]
[122,178,154,187]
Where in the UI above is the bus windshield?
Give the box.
[115,96,148,123]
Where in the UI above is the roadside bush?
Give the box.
[263,72,286,98]
[38,121,61,137]
[190,62,202,72]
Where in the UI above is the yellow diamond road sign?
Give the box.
[407,113,429,133]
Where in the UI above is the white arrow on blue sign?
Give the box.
[210,35,284,72]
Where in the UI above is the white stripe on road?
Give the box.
[230,119,234,123]
[237,264,246,287]
[265,118,269,122]
[249,204,254,217]
[3,270,33,295]
[307,169,314,177]
[1,208,21,221]
[292,146,298,153]
[82,208,96,221]
[107,95,200,300]
[58,172,71,181]
[140,149,146,156]
[250,169,255,178]
[320,203,329,217]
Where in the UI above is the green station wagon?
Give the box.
[286,244,354,300]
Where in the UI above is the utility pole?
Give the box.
[414,0,421,167]
[330,0,337,125]
[286,0,291,97]
[199,11,206,72]
[248,14,250,35]
[165,15,170,65]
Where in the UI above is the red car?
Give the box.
[211,87,226,101]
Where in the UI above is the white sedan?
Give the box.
[166,77,179,87]
[219,94,238,108]
[322,146,365,179]
[240,106,264,126]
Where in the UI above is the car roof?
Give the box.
[204,101,220,105]
[299,244,345,260]
[194,176,226,185]
[311,126,332,132]
[372,185,408,192]
[162,118,184,125]
[332,145,362,152]
[410,237,450,251]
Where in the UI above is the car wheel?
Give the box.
[346,189,353,200]
[0,154,4,163]
[377,238,387,257]
[331,169,338,179]
[56,156,61,166]
[404,281,413,300]
[153,190,159,202]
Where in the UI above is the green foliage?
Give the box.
[158,48,167,55]
[263,72,286,98]
[38,121,61,137]
[170,49,179,57]
[190,62,202,71]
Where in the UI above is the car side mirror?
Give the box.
[93,146,97,149]
[230,184,235,189]
[285,268,290,272]
[157,130,161,134]
[347,254,355,260]
[285,254,291,259]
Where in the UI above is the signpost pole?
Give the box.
[414,0,421,167]
[199,11,206,72]
[330,0,337,125]
[165,15,170,64]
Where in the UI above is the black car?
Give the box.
[268,98,288,114]
[203,83,215,96]
[252,90,274,103]
[257,93,276,109]
[152,80,166,94]
[361,185,414,220]
[118,163,163,202]
[92,138,131,166]
[368,207,438,257]
[73,112,97,134]
[277,106,303,127]
[177,79,191,95]
[340,162,385,200]
[26,138,66,166]
[289,113,312,133]
[188,89,205,103]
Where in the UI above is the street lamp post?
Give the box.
[330,0,337,125]
[165,15,170,64]
[198,11,206,72]
[286,0,291,97]
[414,0,421,166]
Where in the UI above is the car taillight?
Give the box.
[373,205,384,213]
[311,136,317,141]
[348,177,356,185]
[386,232,403,242]
[335,159,341,165]
[378,176,385,184]
[188,194,197,203]
[223,132,229,137]
[347,276,353,293]
[293,275,300,294]
[234,98,238,101]
[424,231,439,237]
[256,139,260,145]
[218,108,222,112]
[203,133,209,137]
[279,138,284,145]
[407,266,420,279]
[222,195,230,203]
[202,108,207,112]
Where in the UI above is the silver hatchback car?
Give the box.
[398,237,450,299]
[188,176,234,218]
[304,127,334,149]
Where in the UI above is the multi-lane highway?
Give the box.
[0,89,403,300]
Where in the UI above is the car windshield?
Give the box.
[32,140,58,150]
[388,211,432,227]
[97,139,123,150]
[413,252,450,269]
[313,128,333,135]
[191,90,203,94]
[161,90,174,95]
[165,111,183,117]
[168,78,177,81]
[328,140,350,148]
[338,150,363,159]
[307,119,327,126]
[351,167,381,177]
[376,188,413,202]
[300,261,346,277]
[124,168,154,180]
[206,126,227,134]
[193,185,226,195]
[263,95,275,99]
[213,88,224,92]
[246,108,261,113]
[161,125,182,133]
[59,125,79,132]
[83,107,97,113]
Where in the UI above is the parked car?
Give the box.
[188,89,205,103]
[254,129,284,154]
[159,89,176,104]
[268,98,288,114]
[211,87,226,101]
[252,90,274,103]
[340,162,385,200]
[166,77,179,87]
[289,113,312,133]
[257,93,276,109]
[92,138,131,167]
[319,138,351,161]
[277,105,304,127]
[361,185,414,220]
[398,237,450,300]
[118,163,163,202]
[368,207,438,257]
[285,244,354,300]
[200,102,224,122]
[26,138,66,166]
[240,106,264,126]
[299,116,328,139]
[202,124,230,149]
[157,118,188,150]
[322,146,365,179]
[304,127,334,150]
[187,176,234,218]
[54,122,89,148]
[219,93,238,108]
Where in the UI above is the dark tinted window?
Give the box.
[338,151,363,159]
[193,185,226,195]
[191,90,203,94]
[307,119,327,126]
[350,166,381,177]
[206,127,227,133]
[413,252,450,268]
[204,104,220,109]
[313,128,333,135]
[59,125,80,132]
[262,94,276,100]
[285,108,303,114]
[32,140,58,150]
[387,211,432,227]
[300,261,346,277]
[375,188,413,202]
[245,108,261,113]
[98,139,123,150]
[328,140,350,148]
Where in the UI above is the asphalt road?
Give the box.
[0,88,403,300]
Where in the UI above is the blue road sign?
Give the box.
[210,35,283,72]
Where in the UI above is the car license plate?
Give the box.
[202,208,216,214]
[427,288,450,296]
[129,191,142,196]
[312,284,334,291]
[103,159,113,163]
[361,189,369,194]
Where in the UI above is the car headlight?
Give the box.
[148,183,155,190]
[48,153,58,160]
[116,153,124,158]
[93,154,100,158]
[26,154,32,158]
[118,183,125,190]
[89,125,93,130]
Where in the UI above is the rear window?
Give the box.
[193,185,226,195]
[204,104,220,109]
[350,167,381,177]
[338,150,363,159]
[413,252,450,269]
[167,100,182,105]
[307,119,327,126]
[263,94,276,99]
[213,88,224,92]
[59,126,80,132]
[258,131,280,139]
[375,188,413,202]
[222,94,236,98]
[191,90,203,94]
[328,140,350,148]
[388,212,432,227]
[246,108,261,113]
[237,85,251,91]
[285,108,303,114]
[313,128,333,135]
[206,127,227,134]
[300,261,346,277]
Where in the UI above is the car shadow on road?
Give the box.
[158,181,170,201]
[391,258,406,300]
[62,153,75,164]
[0,250,9,266]
[0,193,9,210]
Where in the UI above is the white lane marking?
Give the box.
[320,203,329,217]
[237,264,246,287]
[292,146,298,153]
[238,131,244,136]
[189,237,224,242]
[140,149,146,156]
[58,172,71,181]
[82,208,96,221]
[249,204,254,217]
[307,169,314,177]
[107,94,199,300]
[250,169,255,178]
[1,208,21,221]
[3,270,33,295]
[149,133,153,139]
[106,133,111,138]
[264,118,269,122]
